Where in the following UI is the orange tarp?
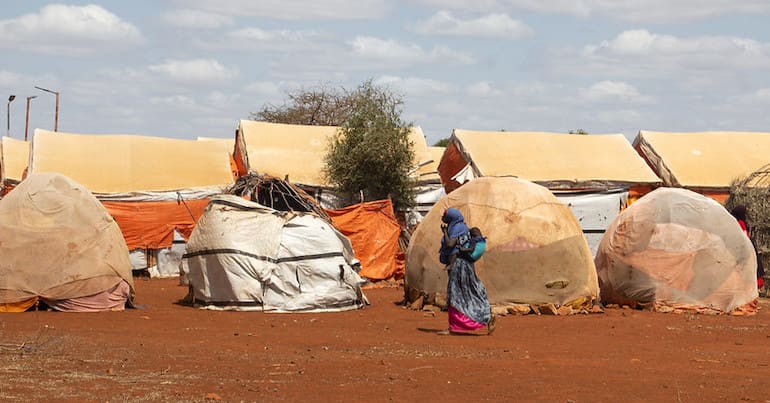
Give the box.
[327,199,404,281]
[0,297,38,312]
[102,199,210,250]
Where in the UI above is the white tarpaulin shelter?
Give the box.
[182,195,366,312]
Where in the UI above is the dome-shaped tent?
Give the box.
[0,173,133,312]
[595,187,758,314]
[406,177,598,311]
[182,195,366,312]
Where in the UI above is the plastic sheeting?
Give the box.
[327,199,403,281]
[182,195,366,312]
[129,230,187,278]
[0,173,133,309]
[102,199,208,250]
[595,187,758,313]
[557,189,629,256]
[406,177,598,308]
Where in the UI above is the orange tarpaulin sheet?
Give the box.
[327,199,404,281]
[102,199,210,250]
[0,297,38,312]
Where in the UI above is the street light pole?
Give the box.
[6,95,15,137]
[25,95,37,141]
[34,86,59,132]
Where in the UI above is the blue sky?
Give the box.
[2,1,770,145]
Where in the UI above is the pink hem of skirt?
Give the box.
[448,305,485,332]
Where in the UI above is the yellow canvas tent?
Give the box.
[0,137,29,196]
[439,129,660,192]
[29,129,236,277]
[634,130,770,204]
[234,120,434,189]
[437,129,661,253]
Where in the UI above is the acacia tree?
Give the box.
[322,80,415,209]
[251,80,416,210]
[433,138,450,147]
[250,84,354,126]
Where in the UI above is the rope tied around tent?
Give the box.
[176,191,197,222]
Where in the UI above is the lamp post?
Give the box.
[6,95,15,137]
[34,86,59,132]
[25,96,37,141]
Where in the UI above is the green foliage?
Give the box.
[323,80,416,209]
[433,138,450,147]
[569,129,589,135]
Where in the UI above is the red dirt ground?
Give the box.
[1,278,769,402]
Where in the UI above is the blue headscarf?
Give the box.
[439,208,470,264]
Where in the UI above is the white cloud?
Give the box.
[466,81,503,97]
[150,95,198,108]
[0,70,23,88]
[0,4,142,55]
[349,36,475,65]
[411,0,501,12]
[227,27,320,44]
[170,0,389,20]
[243,81,284,97]
[414,11,533,39]
[583,30,770,70]
[147,59,239,83]
[505,0,770,23]
[580,80,652,103]
[756,88,770,102]
[161,9,234,29]
[191,27,327,52]
[374,76,455,95]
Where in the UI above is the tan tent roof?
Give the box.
[417,146,444,183]
[634,130,770,189]
[443,129,660,189]
[30,129,235,194]
[0,137,29,184]
[235,120,432,187]
[197,137,235,154]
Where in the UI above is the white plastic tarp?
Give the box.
[182,195,366,312]
[557,190,628,256]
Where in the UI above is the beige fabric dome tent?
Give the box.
[595,187,758,314]
[0,173,133,312]
[405,177,598,312]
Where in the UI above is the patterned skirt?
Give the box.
[447,257,491,332]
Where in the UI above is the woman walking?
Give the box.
[438,208,496,335]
